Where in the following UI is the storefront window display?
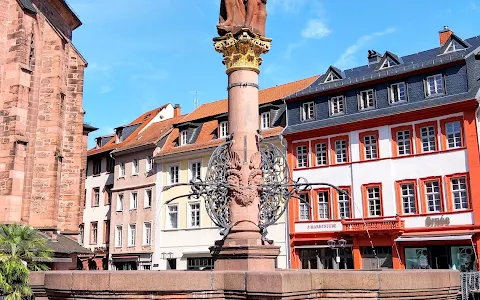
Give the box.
[404,246,475,271]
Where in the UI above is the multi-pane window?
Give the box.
[117,194,124,212]
[128,224,136,246]
[104,220,110,244]
[363,134,378,160]
[119,162,125,177]
[298,194,310,221]
[143,222,152,245]
[400,183,416,214]
[315,142,327,166]
[146,156,153,172]
[115,225,122,247]
[396,130,412,156]
[105,185,113,205]
[79,224,84,245]
[420,125,437,152]
[380,57,397,69]
[424,180,442,212]
[93,188,100,207]
[130,192,138,210]
[445,121,462,149]
[325,72,340,82]
[390,82,407,103]
[330,96,345,115]
[145,189,152,208]
[168,205,178,229]
[190,161,201,181]
[366,186,381,217]
[132,159,139,175]
[445,40,463,53]
[220,121,228,138]
[426,74,444,96]
[187,257,213,270]
[91,222,98,244]
[296,145,308,168]
[338,190,350,219]
[107,157,115,173]
[93,159,101,175]
[317,191,330,219]
[169,165,179,184]
[334,139,348,163]
[180,130,188,145]
[190,202,201,227]
[301,102,315,121]
[451,177,468,210]
[359,89,375,110]
[261,112,271,129]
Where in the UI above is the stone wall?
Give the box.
[29,270,460,299]
[0,0,86,233]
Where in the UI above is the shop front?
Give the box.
[395,234,477,272]
[111,253,152,270]
[296,243,354,270]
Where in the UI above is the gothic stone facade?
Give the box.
[0,0,88,233]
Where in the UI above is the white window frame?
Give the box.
[329,95,345,116]
[425,180,442,212]
[119,162,125,178]
[167,204,178,229]
[338,190,350,219]
[219,121,228,138]
[301,102,315,121]
[445,40,463,53]
[146,156,153,172]
[358,89,375,110]
[116,194,124,212]
[425,74,445,97]
[188,202,201,228]
[168,165,179,185]
[143,222,152,246]
[144,189,152,208]
[128,224,136,247]
[115,225,123,248]
[334,139,348,163]
[396,130,412,156]
[296,145,308,168]
[390,82,407,104]
[367,186,381,217]
[451,177,468,210]
[315,142,327,166]
[91,222,98,244]
[325,71,340,82]
[189,161,202,181]
[180,130,188,146]
[261,112,271,130]
[130,192,138,210]
[317,191,330,219]
[132,159,139,175]
[363,134,378,160]
[93,188,100,207]
[298,194,311,221]
[420,125,437,152]
[445,121,462,149]
[380,57,397,69]
[400,183,416,214]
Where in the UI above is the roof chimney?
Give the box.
[174,104,181,117]
[439,26,453,46]
[367,50,382,65]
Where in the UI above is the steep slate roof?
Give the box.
[39,232,91,254]
[179,76,319,123]
[288,35,480,100]
[113,115,185,153]
[87,105,168,156]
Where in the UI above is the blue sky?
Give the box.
[67,0,480,147]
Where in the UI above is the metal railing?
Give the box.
[461,272,480,300]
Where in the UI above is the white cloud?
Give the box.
[301,19,331,39]
[335,27,396,70]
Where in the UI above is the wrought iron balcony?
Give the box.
[342,218,405,233]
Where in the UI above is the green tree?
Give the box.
[0,224,52,271]
[0,258,32,300]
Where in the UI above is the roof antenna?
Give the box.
[190,90,201,109]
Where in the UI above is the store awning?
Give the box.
[294,244,353,249]
[395,234,472,242]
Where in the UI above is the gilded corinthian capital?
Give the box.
[213,29,272,74]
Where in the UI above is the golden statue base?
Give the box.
[213,28,272,74]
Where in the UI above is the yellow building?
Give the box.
[153,77,318,270]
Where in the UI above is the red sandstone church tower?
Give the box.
[0,0,95,235]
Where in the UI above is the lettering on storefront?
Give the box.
[295,222,342,233]
[425,216,450,227]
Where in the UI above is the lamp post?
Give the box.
[328,238,347,268]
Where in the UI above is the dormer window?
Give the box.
[261,112,271,129]
[220,121,228,138]
[116,128,123,143]
[301,102,315,121]
[95,138,101,149]
[380,57,397,69]
[325,72,340,82]
[322,66,343,83]
[445,39,463,53]
[180,130,188,146]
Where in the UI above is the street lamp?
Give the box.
[328,239,347,264]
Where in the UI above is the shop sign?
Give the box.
[425,216,450,227]
[295,222,342,233]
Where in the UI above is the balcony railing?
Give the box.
[342,218,405,233]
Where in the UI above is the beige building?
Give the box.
[153,77,317,270]
[108,107,182,270]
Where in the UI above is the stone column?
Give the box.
[210,29,279,271]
